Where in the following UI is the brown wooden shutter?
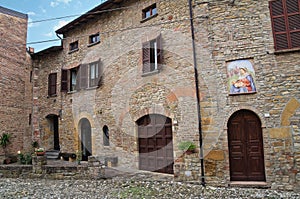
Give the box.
[61,69,68,92]
[142,41,151,73]
[156,34,162,70]
[287,0,300,48]
[79,64,88,89]
[270,0,300,50]
[97,59,103,86]
[48,73,57,96]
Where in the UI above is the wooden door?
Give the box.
[137,114,174,174]
[80,118,92,161]
[228,110,265,181]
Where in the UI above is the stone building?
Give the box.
[0,6,32,159]
[31,0,299,190]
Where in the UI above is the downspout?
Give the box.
[188,0,205,187]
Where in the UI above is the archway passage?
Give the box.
[227,110,266,181]
[137,114,174,174]
[80,118,92,161]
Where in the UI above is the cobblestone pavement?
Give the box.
[0,174,300,199]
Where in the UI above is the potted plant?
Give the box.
[0,133,11,163]
[35,148,45,156]
[178,141,197,155]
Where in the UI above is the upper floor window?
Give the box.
[89,62,99,87]
[89,33,100,45]
[48,73,57,97]
[61,60,102,92]
[269,0,300,51]
[142,34,162,75]
[69,41,78,52]
[142,3,157,20]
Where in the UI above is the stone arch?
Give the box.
[223,106,266,130]
[281,98,300,126]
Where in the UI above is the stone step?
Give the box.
[45,150,60,159]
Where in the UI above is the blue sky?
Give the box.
[1,0,107,52]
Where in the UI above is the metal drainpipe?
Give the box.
[188,0,205,187]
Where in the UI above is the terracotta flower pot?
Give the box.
[36,151,45,156]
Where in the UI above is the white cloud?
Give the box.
[53,20,69,31]
[40,7,47,13]
[50,0,72,7]
[27,12,36,16]
[44,32,53,37]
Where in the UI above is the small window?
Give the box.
[142,4,157,20]
[269,0,300,51]
[142,34,162,74]
[89,33,100,45]
[69,41,78,52]
[48,73,57,96]
[103,125,109,146]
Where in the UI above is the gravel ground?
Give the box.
[0,176,300,199]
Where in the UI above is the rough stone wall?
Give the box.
[0,8,31,156]
[34,0,203,168]
[33,0,300,190]
[192,0,300,190]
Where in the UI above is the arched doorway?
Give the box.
[79,118,92,161]
[46,114,60,150]
[137,114,174,174]
[227,110,266,181]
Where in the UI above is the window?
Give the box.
[142,34,162,74]
[70,68,78,91]
[142,3,157,20]
[69,41,78,52]
[89,62,99,87]
[269,0,300,51]
[89,33,100,45]
[103,125,109,146]
[48,73,57,96]
[61,60,101,92]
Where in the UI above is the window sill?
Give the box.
[67,90,77,94]
[68,48,79,54]
[142,69,159,77]
[140,13,158,23]
[88,41,100,47]
[47,94,57,98]
[86,86,99,90]
[274,47,300,55]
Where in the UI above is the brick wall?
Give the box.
[0,8,31,156]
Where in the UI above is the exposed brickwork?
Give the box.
[0,7,32,156]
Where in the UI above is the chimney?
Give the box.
[27,47,34,54]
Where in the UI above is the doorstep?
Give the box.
[229,181,270,189]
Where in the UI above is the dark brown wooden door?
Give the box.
[137,114,174,174]
[228,110,266,181]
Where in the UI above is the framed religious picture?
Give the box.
[227,59,257,95]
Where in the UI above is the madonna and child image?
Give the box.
[227,59,257,95]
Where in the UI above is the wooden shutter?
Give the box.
[97,59,103,87]
[48,73,57,96]
[142,41,151,73]
[77,64,88,89]
[287,0,300,48]
[156,34,162,70]
[61,69,68,92]
[270,0,300,50]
